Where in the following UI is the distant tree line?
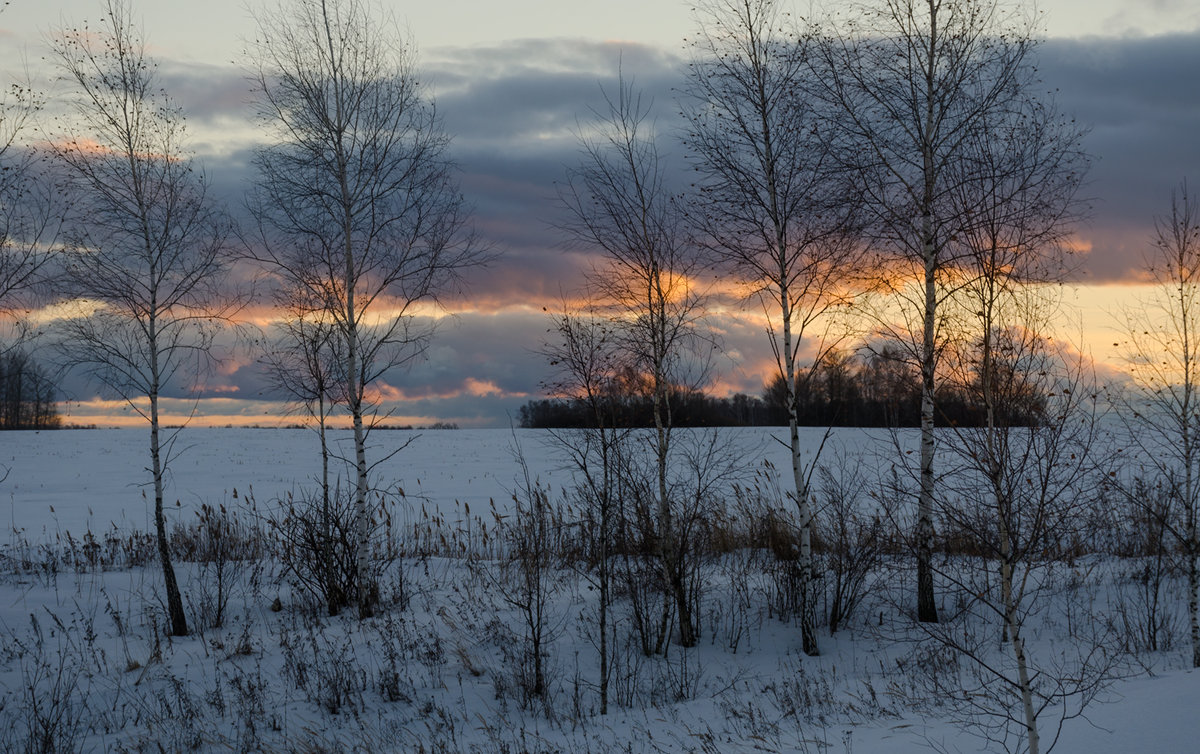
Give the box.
[519,346,1047,429]
[517,389,774,428]
[0,350,60,429]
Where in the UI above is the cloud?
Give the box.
[164,32,1198,292]
[1040,32,1200,280]
[418,32,1200,301]
[44,31,1198,426]
[158,61,256,136]
[431,41,681,149]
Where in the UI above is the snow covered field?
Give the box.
[1,427,1197,752]
[4,427,572,537]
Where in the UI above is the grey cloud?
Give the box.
[90,31,1196,425]
[429,39,681,89]
[158,61,256,131]
[389,310,554,396]
[1041,32,1200,280]
[183,32,1199,289]
[430,39,685,150]
[433,34,1200,286]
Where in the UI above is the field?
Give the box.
[0,427,1197,752]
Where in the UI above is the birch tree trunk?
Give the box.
[917,234,939,624]
[784,290,819,655]
[150,338,187,637]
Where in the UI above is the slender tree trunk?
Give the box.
[654,361,689,649]
[917,245,938,623]
[782,283,819,655]
[980,253,1037,751]
[527,486,547,697]
[652,275,695,649]
[914,0,941,626]
[995,387,1038,754]
[1004,565,1040,754]
[320,393,330,513]
[1185,537,1195,667]
[1186,432,1198,667]
[1184,344,1199,671]
[1180,282,1200,668]
[981,284,1012,649]
[312,0,374,620]
[333,128,373,619]
[319,395,339,615]
[1002,500,1041,754]
[912,2,940,619]
[348,236,373,618]
[149,323,187,637]
[756,54,820,650]
[599,426,612,714]
[599,515,609,713]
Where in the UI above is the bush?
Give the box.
[267,484,399,615]
[173,499,266,630]
[814,463,884,633]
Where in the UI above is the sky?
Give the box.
[3,0,1200,427]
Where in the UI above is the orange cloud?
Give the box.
[61,397,330,428]
[362,378,529,405]
[463,378,506,397]
[49,136,116,157]
[362,382,410,404]
[1062,234,1094,255]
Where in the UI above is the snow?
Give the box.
[3,426,883,535]
[1053,671,1200,753]
[1,426,1197,753]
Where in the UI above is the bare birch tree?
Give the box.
[558,78,712,649]
[50,0,235,637]
[1118,180,1200,669]
[926,331,1112,754]
[933,104,1088,753]
[683,0,862,655]
[812,0,1048,623]
[248,0,483,618]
